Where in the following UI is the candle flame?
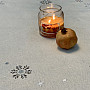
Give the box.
[51,3,53,8]
[53,14,55,20]
[47,7,50,8]
[48,20,51,23]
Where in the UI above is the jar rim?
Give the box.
[39,3,62,13]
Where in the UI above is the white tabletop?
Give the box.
[0,0,90,90]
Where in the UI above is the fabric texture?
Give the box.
[0,0,90,90]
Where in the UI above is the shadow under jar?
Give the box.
[38,3,64,38]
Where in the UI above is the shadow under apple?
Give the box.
[57,44,80,53]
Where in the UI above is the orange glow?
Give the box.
[53,14,55,20]
[48,20,51,23]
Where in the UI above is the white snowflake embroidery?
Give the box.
[11,65,32,79]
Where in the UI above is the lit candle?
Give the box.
[40,14,64,38]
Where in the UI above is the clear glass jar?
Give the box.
[38,3,64,38]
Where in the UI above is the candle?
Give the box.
[39,14,64,38]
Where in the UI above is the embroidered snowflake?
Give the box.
[0,1,5,5]
[75,0,83,2]
[10,65,32,79]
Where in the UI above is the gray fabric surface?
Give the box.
[0,0,90,90]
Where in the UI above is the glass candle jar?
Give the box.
[38,3,64,38]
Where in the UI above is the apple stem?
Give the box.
[61,28,67,34]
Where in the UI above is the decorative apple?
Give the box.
[56,28,78,49]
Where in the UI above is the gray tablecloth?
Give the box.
[0,0,90,90]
